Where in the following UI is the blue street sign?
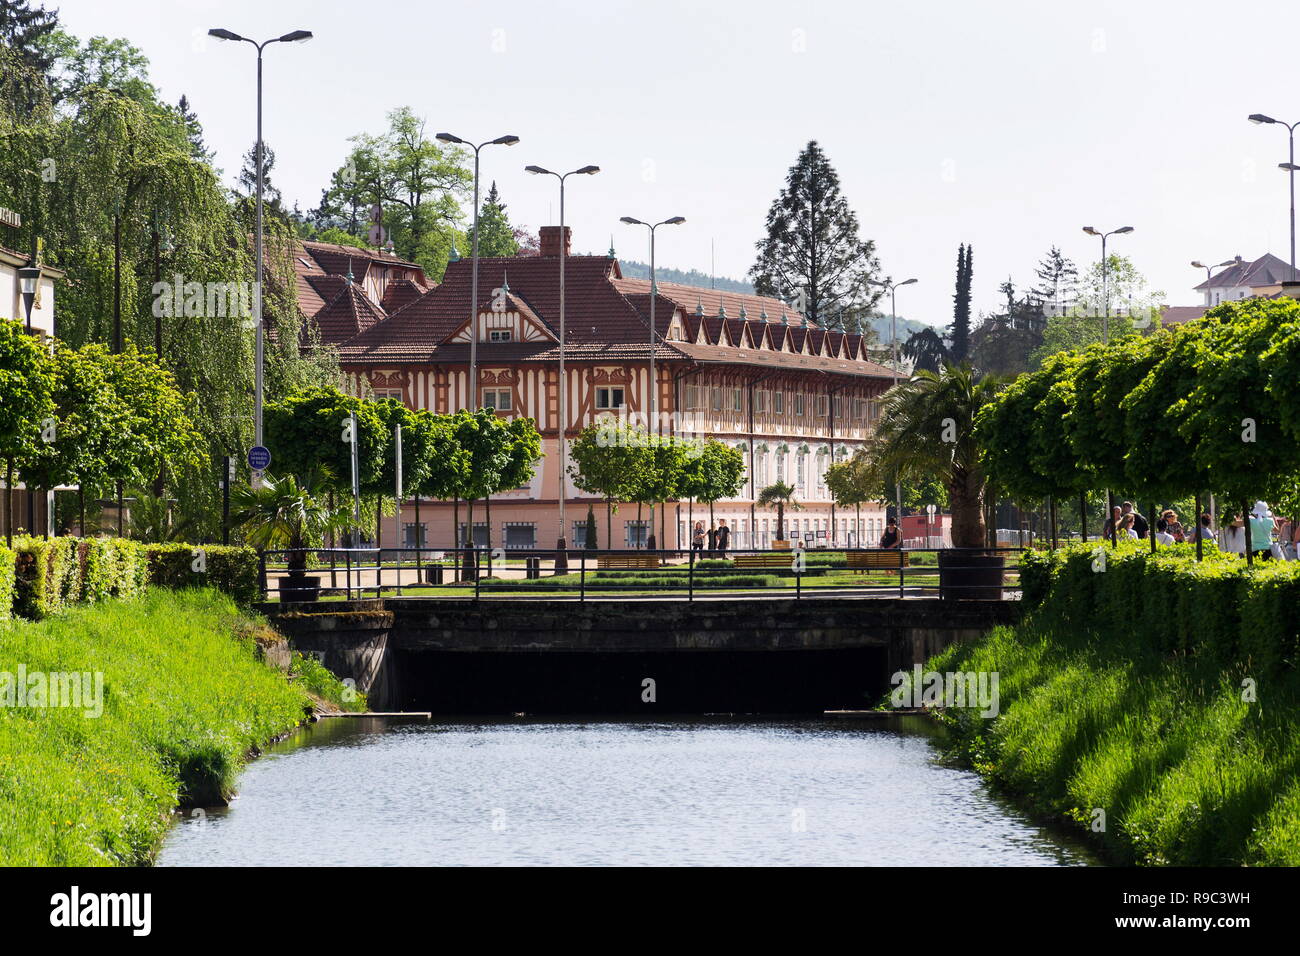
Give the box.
[248,445,271,471]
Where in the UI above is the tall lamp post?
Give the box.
[871,277,916,528]
[19,259,40,534]
[525,163,600,563]
[1248,114,1300,279]
[209,27,312,483]
[619,215,685,550]
[436,132,519,411]
[1081,225,1133,343]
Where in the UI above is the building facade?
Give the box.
[303,227,896,551]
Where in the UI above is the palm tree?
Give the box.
[757,480,802,543]
[230,470,345,572]
[863,363,1001,548]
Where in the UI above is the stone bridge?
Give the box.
[262,597,1021,715]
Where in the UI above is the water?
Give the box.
[158,717,1095,866]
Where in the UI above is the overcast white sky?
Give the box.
[46,0,1300,325]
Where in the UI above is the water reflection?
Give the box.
[159,717,1095,867]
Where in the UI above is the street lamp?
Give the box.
[1248,113,1300,279]
[620,214,686,549]
[436,132,519,411]
[17,259,40,331]
[869,276,916,529]
[1081,225,1133,343]
[209,27,313,483]
[1191,259,1236,307]
[526,163,600,562]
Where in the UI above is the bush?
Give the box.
[146,544,259,606]
[0,544,14,621]
[1020,540,1300,674]
[11,536,82,619]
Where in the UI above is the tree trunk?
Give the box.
[606,498,612,551]
[4,459,12,547]
[636,501,642,549]
[776,501,784,541]
[948,477,986,549]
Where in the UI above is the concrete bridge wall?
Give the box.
[263,598,1020,714]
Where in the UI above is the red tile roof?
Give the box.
[334,252,892,381]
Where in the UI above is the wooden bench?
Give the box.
[846,550,909,573]
[597,554,661,570]
[732,553,798,570]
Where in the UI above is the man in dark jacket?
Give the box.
[1121,501,1148,539]
[717,519,731,556]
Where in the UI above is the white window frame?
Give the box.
[482,388,512,411]
[596,386,625,410]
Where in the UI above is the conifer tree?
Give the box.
[476,181,520,257]
[949,243,973,362]
[749,140,882,325]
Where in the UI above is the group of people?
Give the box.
[690,518,731,557]
[1101,499,1299,561]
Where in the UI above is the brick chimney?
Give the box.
[539,225,571,257]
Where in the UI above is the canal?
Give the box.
[158,716,1096,866]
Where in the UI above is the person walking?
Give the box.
[716,518,731,557]
[706,522,718,558]
[1250,501,1276,561]
[691,520,705,555]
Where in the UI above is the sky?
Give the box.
[44,0,1300,326]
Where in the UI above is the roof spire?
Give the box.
[501,268,510,294]
[739,302,748,320]
[609,235,615,258]
[448,239,460,263]
[346,257,354,284]
[695,296,704,317]
[760,305,769,322]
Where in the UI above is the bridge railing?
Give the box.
[256,545,1030,604]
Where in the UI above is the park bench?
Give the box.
[732,553,799,570]
[597,554,661,570]
[846,550,909,573]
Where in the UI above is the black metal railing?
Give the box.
[256,545,1028,604]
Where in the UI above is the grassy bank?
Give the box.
[0,588,359,866]
[927,543,1300,865]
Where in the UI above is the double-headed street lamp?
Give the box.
[870,277,916,528]
[436,132,519,410]
[619,215,685,549]
[1081,225,1133,343]
[525,163,600,559]
[1248,114,1300,279]
[209,27,312,482]
[1191,258,1235,283]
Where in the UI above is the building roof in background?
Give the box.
[1159,305,1210,326]
[1193,253,1296,291]
[335,251,893,381]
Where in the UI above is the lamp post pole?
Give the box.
[436,132,519,412]
[1250,114,1300,278]
[209,27,313,484]
[526,164,600,564]
[620,215,685,550]
[1082,225,1134,344]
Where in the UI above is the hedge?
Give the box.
[0,544,14,622]
[1021,540,1300,672]
[144,544,260,606]
[8,536,259,620]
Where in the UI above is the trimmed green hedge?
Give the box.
[145,544,259,606]
[0,544,14,622]
[8,536,259,620]
[1020,540,1300,672]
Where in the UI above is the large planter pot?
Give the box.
[282,570,321,603]
[938,550,1006,601]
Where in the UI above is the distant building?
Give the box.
[1161,252,1299,326]
[294,227,898,550]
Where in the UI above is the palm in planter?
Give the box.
[230,470,345,573]
[865,363,999,547]
[757,481,802,544]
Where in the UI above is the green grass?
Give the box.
[926,607,1300,865]
[0,587,357,866]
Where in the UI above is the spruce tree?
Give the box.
[0,0,59,76]
[1031,246,1078,309]
[949,243,973,362]
[749,140,882,325]
[476,181,520,257]
[177,94,213,164]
